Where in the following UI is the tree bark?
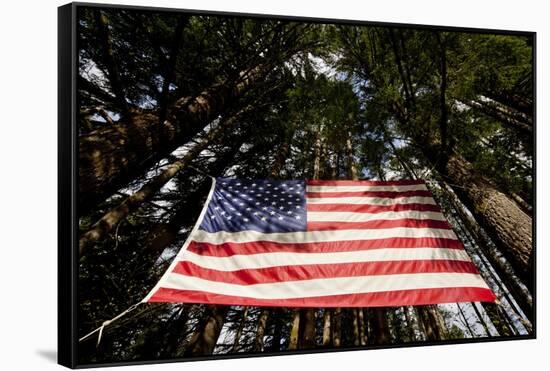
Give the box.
[79,107,247,256]
[440,153,533,289]
[79,65,266,212]
[322,309,332,346]
[369,308,391,345]
[331,308,342,347]
[254,309,270,352]
[288,309,300,350]
[440,182,533,322]
[184,305,228,356]
[232,307,249,352]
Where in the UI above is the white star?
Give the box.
[220,211,226,215]
[237,183,242,186]
[266,191,271,194]
[269,211,276,215]
[271,202,277,205]
[236,212,242,216]
[210,215,216,219]
[282,183,287,187]
[287,211,293,215]
[246,207,252,211]
[274,187,279,190]
[259,187,264,190]
[287,202,292,204]
[239,203,245,206]
[255,202,260,205]
[243,218,249,222]
[289,187,294,191]
[264,198,269,201]
[227,216,232,220]
[278,216,284,220]
[214,206,220,210]
[262,207,268,210]
[295,198,300,201]
[295,215,301,220]
[296,205,301,209]
[261,216,267,221]
[279,206,284,210]
[252,183,257,187]
[222,182,227,185]
[230,207,236,211]
[253,212,260,216]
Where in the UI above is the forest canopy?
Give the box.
[76,6,534,365]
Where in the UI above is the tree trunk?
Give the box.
[369,308,391,345]
[471,303,492,337]
[288,309,300,350]
[331,308,342,347]
[461,99,532,134]
[322,309,331,346]
[441,182,533,322]
[440,153,533,289]
[481,303,512,337]
[232,307,249,352]
[79,107,248,256]
[254,309,270,352]
[184,305,228,356]
[79,65,267,213]
[299,309,317,349]
[269,309,283,352]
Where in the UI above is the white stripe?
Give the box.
[306,196,436,205]
[190,227,457,245]
[158,272,490,299]
[307,210,446,222]
[180,248,472,271]
[142,177,218,303]
[307,184,428,192]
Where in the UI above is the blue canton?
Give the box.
[199,178,307,233]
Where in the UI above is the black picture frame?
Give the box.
[58,2,536,368]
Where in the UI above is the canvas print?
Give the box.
[71,3,534,367]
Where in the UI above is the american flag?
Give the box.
[143,178,496,307]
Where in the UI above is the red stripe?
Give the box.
[172,260,480,285]
[307,203,441,213]
[307,219,451,231]
[307,190,432,198]
[148,286,496,307]
[186,238,464,257]
[306,179,425,186]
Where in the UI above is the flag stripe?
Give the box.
[307,203,442,213]
[148,286,496,307]
[306,196,437,205]
[155,272,491,300]
[172,260,481,285]
[307,210,446,222]
[307,219,451,231]
[306,184,428,192]
[186,238,465,257]
[179,248,472,271]
[307,190,433,198]
[306,179,425,186]
[190,227,458,244]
